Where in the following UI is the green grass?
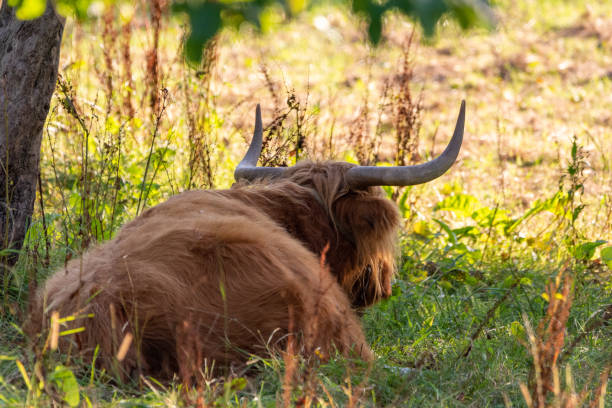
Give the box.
[2,0,612,406]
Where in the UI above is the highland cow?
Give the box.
[28,101,465,379]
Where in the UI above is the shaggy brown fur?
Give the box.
[28,161,400,379]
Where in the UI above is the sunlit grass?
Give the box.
[1,0,611,406]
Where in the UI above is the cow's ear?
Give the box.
[334,192,400,238]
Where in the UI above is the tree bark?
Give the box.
[0,1,64,267]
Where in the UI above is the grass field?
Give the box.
[1,0,612,406]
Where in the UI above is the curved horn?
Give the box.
[234,104,286,181]
[345,100,465,188]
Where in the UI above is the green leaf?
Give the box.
[472,206,509,228]
[397,188,413,218]
[501,276,516,288]
[229,377,247,391]
[169,0,493,66]
[447,0,493,30]
[505,192,567,234]
[465,274,479,286]
[351,0,370,15]
[56,0,95,20]
[572,204,585,222]
[433,218,457,245]
[173,2,223,63]
[413,0,446,36]
[260,4,284,33]
[11,0,46,20]
[287,0,307,15]
[509,321,525,341]
[0,248,21,257]
[105,116,121,134]
[49,365,80,407]
[601,246,612,269]
[367,9,383,44]
[412,220,432,237]
[452,226,480,240]
[434,193,481,217]
[573,240,607,261]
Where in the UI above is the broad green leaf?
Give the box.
[434,193,481,217]
[260,4,284,33]
[573,240,607,261]
[229,377,247,391]
[465,274,479,286]
[56,0,95,20]
[13,0,46,20]
[367,8,383,44]
[287,0,307,15]
[601,246,612,268]
[49,365,80,407]
[472,206,509,228]
[452,226,479,241]
[501,276,516,288]
[105,116,121,134]
[447,0,493,30]
[505,192,568,234]
[13,0,493,60]
[412,0,446,36]
[173,2,223,63]
[412,220,431,237]
[509,321,525,340]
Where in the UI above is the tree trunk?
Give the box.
[0,1,64,269]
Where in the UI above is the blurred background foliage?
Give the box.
[8,0,494,61]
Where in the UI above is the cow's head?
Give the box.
[234,102,465,308]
